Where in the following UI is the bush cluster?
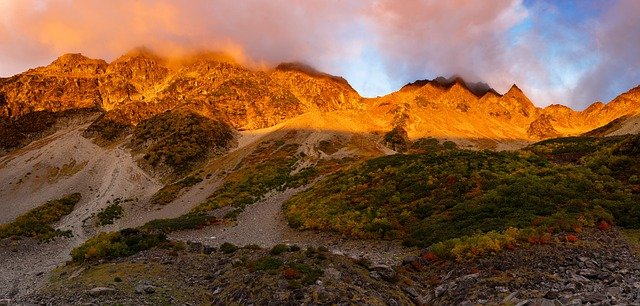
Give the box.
[0,193,81,241]
[133,110,235,174]
[142,213,218,233]
[70,228,166,262]
[96,198,127,226]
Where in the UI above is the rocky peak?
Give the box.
[501,84,537,117]
[107,48,169,79]
[34,53,107,76]
[401,76,493,97]
[275,62,355,92]
[504,84,524,97]
[583,101,605,114]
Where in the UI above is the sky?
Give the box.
[0,0,639,109]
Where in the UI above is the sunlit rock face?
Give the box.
[0,50,362,130]
[1,49,640,141]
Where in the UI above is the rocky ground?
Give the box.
[0,238,74,300]
[170,186,416,266]
[8,228,639,305]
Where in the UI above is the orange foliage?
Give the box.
[565,234,578,242]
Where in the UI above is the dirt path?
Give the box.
[170,187,416,266]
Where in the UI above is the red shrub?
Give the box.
[566,235,578,243]
[597,220,610,231]
[422,251,438,262]
[282,267,300,279]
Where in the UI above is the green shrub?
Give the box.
[289,263,324,285]
[142,213,217,233]
[0,193,81,241]
[254,256,283,271]
[132,111,235,175]
[150,176,203,206]
[220,242,238,254]
[70,228,166,262]
[270,244,289,255]
[284,148,640,247]
[96,201,124,226]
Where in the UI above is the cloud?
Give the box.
[571,0,640,106]
[0,0,637,109]
[0,0,366,73]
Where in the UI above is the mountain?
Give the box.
[2,50,640,303]
[2,51,640,150]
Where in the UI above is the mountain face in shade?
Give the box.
[1,49,640,145]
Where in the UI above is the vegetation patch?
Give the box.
[0,193,81,241]
[383,126,410,152]
[284,146,640,247]
[622,229,640,259]
[132,110,235,175]
[1,108,98,153]
[95,198,130,226]
[142,213,218,233]
[70,228,167,262]
[194,142,318,216]
[150,176,203,206]
[82,111,132,145]
[526,135,626,164]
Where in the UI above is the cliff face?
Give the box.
[0,50,362,130]
[1,50,640,142]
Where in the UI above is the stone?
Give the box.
[607,286,622,297]
[403,286,427,305]
[369,264,398,282]
[529,298,556,306]
[582,292,606,303]
[544,290,559,299]
[88,287,116,297]
[503,291,519,303]
[135,282,156,294]
[434,284,447,297]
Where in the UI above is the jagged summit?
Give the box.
[275,62,354,91]
[402,75,494,97]
[33,53,107,76]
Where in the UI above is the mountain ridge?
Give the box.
[1,49,640,144]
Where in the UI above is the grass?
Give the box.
[193,141,318,217]
[0,193,81,241]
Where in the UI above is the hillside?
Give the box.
[1,50,640,304]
